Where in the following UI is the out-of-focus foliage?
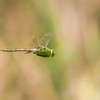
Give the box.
[0,0,100,100]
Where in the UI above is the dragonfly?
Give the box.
[0,33,56,57]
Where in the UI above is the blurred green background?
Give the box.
[0,0,100,100]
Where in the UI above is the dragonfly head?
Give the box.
[32,48,37,54]
[50,49,56,57]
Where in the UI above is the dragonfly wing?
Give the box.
[31,35,39,48]
[39,33,52,48]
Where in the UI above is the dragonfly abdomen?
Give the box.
[0,49,33,52]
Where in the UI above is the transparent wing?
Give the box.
[39,33,52,48]
[30,34,39,48]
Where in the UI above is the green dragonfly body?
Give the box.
[32,47,56,57]
[0,33,56,57]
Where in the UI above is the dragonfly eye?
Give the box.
[32,48,37,53]
[50,49,56,57]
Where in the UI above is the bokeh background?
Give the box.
[0,0,100,100]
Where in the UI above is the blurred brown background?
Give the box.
[0,0,100,100]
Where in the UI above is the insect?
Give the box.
[0,33,56,57]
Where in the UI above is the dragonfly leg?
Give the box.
[24,51,32,54]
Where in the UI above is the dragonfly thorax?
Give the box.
[32,47,56,57]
